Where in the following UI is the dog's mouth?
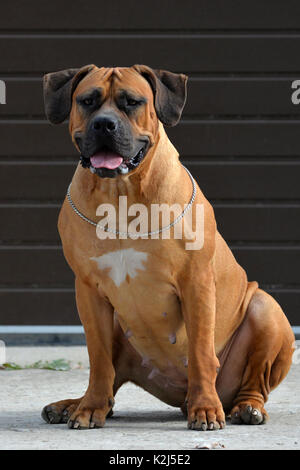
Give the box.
[79,143,148,177]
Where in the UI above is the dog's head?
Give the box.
[43,65,187,178]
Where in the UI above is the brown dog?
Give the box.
[41,64,295,430]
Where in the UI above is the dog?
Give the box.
[41,64,295,430]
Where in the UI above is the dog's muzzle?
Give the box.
[76,114,149,178]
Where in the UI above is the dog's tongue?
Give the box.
[90,151,123,170]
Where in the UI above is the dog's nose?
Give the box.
[92,115,118,135]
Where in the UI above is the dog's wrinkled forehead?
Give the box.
[74,67,154,103]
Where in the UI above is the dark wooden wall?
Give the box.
[0,1,299,326]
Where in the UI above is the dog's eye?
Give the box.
[127,98,139,107]
[82,98,94,106]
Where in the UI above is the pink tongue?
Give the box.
[90,151,123,170]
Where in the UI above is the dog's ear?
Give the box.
[43,64,96,124]
[133,65,187,127]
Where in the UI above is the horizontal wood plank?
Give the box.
[0,248,73,286]
[214,205,300,242]
[191,162,300,200]
[168,121,300,158]
[0,162,76,201]
[0,246,299,286]
[0,289,78,325]
[1,78,300,118]
[1,1,300,31]
[186,78,300,117]
[2,121,300,158]
[1,36,300,74]
[233,247,300,285]
[1,161,300,202]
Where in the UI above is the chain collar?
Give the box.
[66,165,196,238]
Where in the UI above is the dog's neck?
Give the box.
[70,123,193,220]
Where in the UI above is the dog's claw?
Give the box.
[200,422,207,431]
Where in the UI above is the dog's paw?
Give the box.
[230,402,268,425]
[68,408,108,429]
[188,402,225,431]
[67,395,114,430]
[41,398,82,424]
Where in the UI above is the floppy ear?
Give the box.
[43,64,96,124]
[133,65,188,126]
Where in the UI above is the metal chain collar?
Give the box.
[66,165,196,237]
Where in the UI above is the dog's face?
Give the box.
[43,65,187,178]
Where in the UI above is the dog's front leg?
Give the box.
[68,277,115,429]
[180,265,225,431]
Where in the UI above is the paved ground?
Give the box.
[0,345,299,450]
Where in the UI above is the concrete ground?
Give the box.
[0,345,299,450]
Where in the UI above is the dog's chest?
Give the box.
[90,247,189,372]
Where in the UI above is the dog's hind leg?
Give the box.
[216,288,295,425]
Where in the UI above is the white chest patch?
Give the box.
[91,248,148,287]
